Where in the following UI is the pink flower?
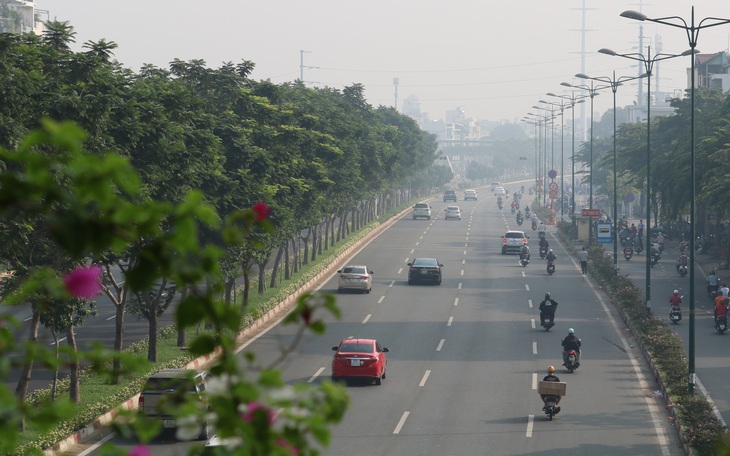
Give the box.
[127,445,150,456]
[252,201,271,222]
[241,401,275,426]
[63,265,102,299]
[276,438,300,455]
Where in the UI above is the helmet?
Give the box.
[673,290,679,295]
[711,270,716,275]
[549,249,553,253]
[547,366,555,373]
[568,328,575,334]
[545,292,551,299]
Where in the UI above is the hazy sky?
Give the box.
[37,1,730,123]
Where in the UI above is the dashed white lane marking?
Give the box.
[378,296,385,304]
[308,367,325,383]
[393,411,410,434]
[458,283,462,290]
[462,259,465,265]
[447,316,454,326]
[526,415,534,437]
[398,268,403,274]
[525,284,530,291]
[419,370,431,387]
[464,243,468,247]
[521,271,526,277]
[389,280,395,287]
[411,248,415,253]
[404,257,409,263]
[362,314,371,324]
[106,315,116,321]
[460,269,464,276]
[528,299,533,308]
[463,250,467,255]
[532,342,538,355]
[532,373,538,390]
[531,319,536,329]
[436,339,445,351]
[453,298,459,307]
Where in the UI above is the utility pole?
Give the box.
[299,50,320,85]
[570,0,597,141]
[393,78,400,111]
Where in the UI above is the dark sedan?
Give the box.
[407,258,443,285]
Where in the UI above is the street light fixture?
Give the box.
[525,112,546,202]
[577,71,648,276]
[532,106,557,206]
[550,91,587,236]
[541,99,568,222]
[561,80,610,245]
[598,45,694,314]
[620,6,730,396]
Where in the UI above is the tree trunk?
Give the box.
[148,296,158,363]
[284,241,291,280]
[302,231,310,265]
[112,294,126,384]
[177,286,188,347]
[257,259,268,295]
[51,328,59,401]
[224,277,235,305]
[67,324,80,404]
[270,245,284,288]
[15,309,40,415]
[310,224,318,262]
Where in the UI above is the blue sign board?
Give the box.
[596,222,613,244]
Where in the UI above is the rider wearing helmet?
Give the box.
[669,290,682,308]
[546,248,557,262]
[561,328,581,366]
[538,292,558,327]
[541,366,561,412]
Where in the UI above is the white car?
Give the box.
[444,205,462,220]
[337,265,373,293]
[493,186,506,196]
[464,189,478,201]
[491,182,501,191]
[412,202,432,220]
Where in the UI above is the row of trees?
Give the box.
[0,21,449,412]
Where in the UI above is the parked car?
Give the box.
[407,257,443,285]
[331,338,389,385]
[412,203,432,220]
[337,265,373,293]
[444,205,462,220]
[501,230,528,255]
[138,369,211,440]
[464,189,478,201]
[443,190,457,202]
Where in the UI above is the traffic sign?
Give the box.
[581,208,601,217]
[626,193,635,203]
[549,182,559,191]
[549,190,558,199]
[597,223,612,243]
[548,170,557,179]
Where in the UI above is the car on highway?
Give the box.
[412,202,432,220]
[464,189,478,201]
[337,265,373,293]
[331,338,389,385]
[443,190,457,202]
[407,257,443,285]
[502,230,528,255]
[444,205,462,220]
[491,181,501,191]
[493,186,506,196]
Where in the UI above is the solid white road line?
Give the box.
[393,411,410,434]
[436,339,445,351]
[362,314,371,324]
[526,415,534,437]
[308,367,324,383]
[419,370,431,387]
[453,298,459,307]
[532,342,538,355]
[447,316,453,326]
[378,296,385,304]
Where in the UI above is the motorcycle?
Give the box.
[498,202,503,210]
[541,314,555,331]
[547,260,556,275]
[516,215,524,226]
[669,306,682,324]
[511,205,516,214]
[543,395,559,420]
[538,231,546,241]
[708,283,720,300]
[539,245,548,259]
[678,264,688,277]
[623,246,633,261]
[715,314,728,334]
[520,253,530,267]
[529,187,534,195]
[650,249,660,267]
[532,221,538,231]
[564,349,580,373]
[633,238,643,254]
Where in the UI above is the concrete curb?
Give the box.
[46,207,409,455]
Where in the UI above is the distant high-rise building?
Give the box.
[0,0,45,35]
[402,95,421,122]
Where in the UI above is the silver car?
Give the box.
[337,265,373,293]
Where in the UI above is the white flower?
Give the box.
[175,414,202,441]
[266,385,296,403]
[205,373,239,396]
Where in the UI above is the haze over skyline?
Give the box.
[39,1,730,123]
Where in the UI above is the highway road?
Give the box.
[70,192,683,456]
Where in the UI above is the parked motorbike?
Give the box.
[623,246,633,261]
[669,306,682,324]
[564,349,580,373]
[678,264,688,277]
[547,260,556,275]
[543,395,559,420]
[520,253,530,267]
[715,314,728,334]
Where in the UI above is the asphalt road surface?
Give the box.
[70,191,684,456]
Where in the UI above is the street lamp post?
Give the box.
[577,72,648,276]
[551,91,587,236]
[533,105,559,215]
[620,6,730,396]
[526,112,545,204]
[561,81,610,245]
[541,99,568,221]
[521,117,540,189]
[599,45,694,315]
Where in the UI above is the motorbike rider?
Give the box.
[538,292,557,326]
[520,244,531,262]
[525,206,531,217]
[676,252,689,273]
[546,248,557,263]
[669,289,682,309]
[516,210,524,224]
[650,242,661,262]
[537,221,547,238]
[561,328,581,366]
[708,270,720,296]
[655,231,665,250]
[540,366,561,413]
[721,281,729,299]
[714,292,729,323]
[539,236,549,253]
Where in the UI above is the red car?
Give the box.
[331,338,389,385]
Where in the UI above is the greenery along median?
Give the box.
[556,223,730,455]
